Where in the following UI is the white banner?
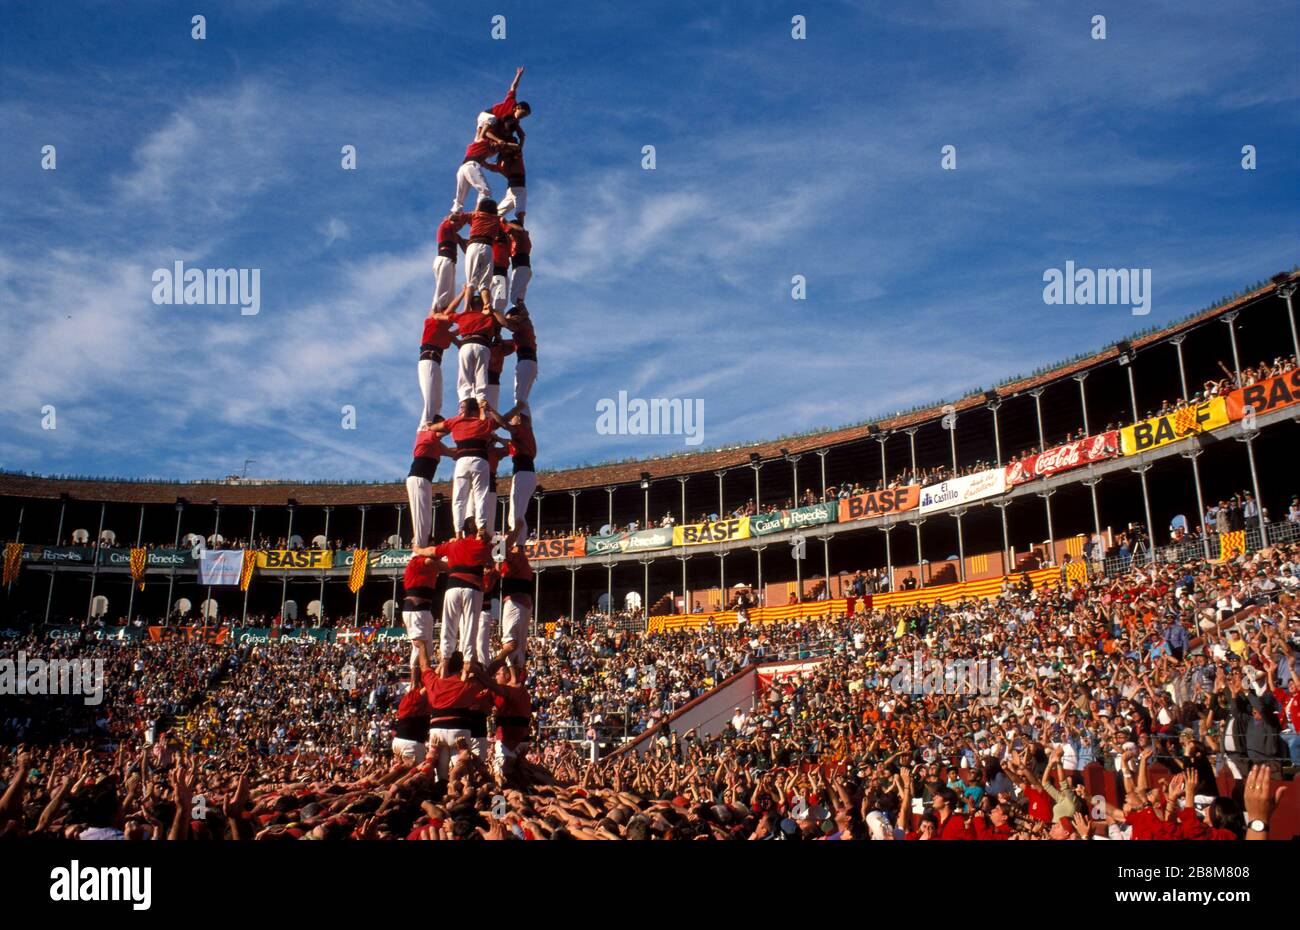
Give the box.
[918,468,1008,514]
[198,549,245,586]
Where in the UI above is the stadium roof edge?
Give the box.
[2,270,1294,506]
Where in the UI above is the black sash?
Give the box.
[430,709,488,737]
[395,717,430,741]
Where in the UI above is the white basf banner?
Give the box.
[918,468,1008,514]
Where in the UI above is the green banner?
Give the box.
[22,546,97,565]
[333,549,413,572]
[44,625,144,642]
[750,511,785,536]
[231,627,276,643]
[97,547,195,569]
[275,629,337,644]
[624,527,673,552]
[750,502,837,537]
[783,501,837,530]
[586,533,626,555]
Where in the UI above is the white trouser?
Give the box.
[497,184,526,218]
[402,607,435,670]
[452,455,490,532]
[475,607,494,666]
[452,161,492,213]
[440,586,483,661]
[464,241,494,294]
[484,488,498,534]
[406,476,434,548]
[508,265,531,307]
[432,256,457,310]
[485,382,501,413]
[417,358,442,426]
[392,737,428,766]
[456,343,490,401]
[509,470,537,540]
[514,359,537,406]
[501,596,532,667]
[491,272,508,311]
[493,739,528,777]
[428,726,473,782]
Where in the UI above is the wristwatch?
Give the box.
[1248,819,1267,833]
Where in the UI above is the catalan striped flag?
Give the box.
[1218,530,1246,562]
[348,550,368,593]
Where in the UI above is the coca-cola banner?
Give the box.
[1005,431,1119,487]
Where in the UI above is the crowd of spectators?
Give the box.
[2,534,1297,840]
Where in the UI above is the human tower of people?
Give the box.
[395,68,540,785]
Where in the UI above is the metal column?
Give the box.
[280,505,295,622]
[164,501,182,625]
[1074,373,1090,436]
[124,504,145,623]
[353,505,367,624]
[242,506,258,624]
[43,497,66,624]
[318,506,332,626]
[85,502,106,623]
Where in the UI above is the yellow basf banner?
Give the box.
[672,516,751,547]
[254,549,333,570]
[1120,397,1228,456]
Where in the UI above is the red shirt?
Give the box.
[936,813,972,840]
[403,554,439,595]
[437,213,467,252]
[412,428,442,460]
[454,307,495,338]
[1176,808,1235,841]
[489,339,515,374]
[441,414,495,446]
[508,420,537,458]
[1126,808,1180,841]
[435,536,493,584]
[397,686,432,721]
[423,671,492,714]
[463,137,499,163]
[489,90,517,124]
[971,815,1012,840]
[491,232,512,267]
[1024,787,1052,823]
[497,147,525,183]
[509,317,536,352]
[506,226,531,258]
[494,686,532,745]
[501,547,533,583]
[468,210,503,242]
[421,314,454,349]
[486,90,521,142]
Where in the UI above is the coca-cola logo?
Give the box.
[1009,431,1117,486]
[1035,442,1083,475]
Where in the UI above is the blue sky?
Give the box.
[1,0,1297,481]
